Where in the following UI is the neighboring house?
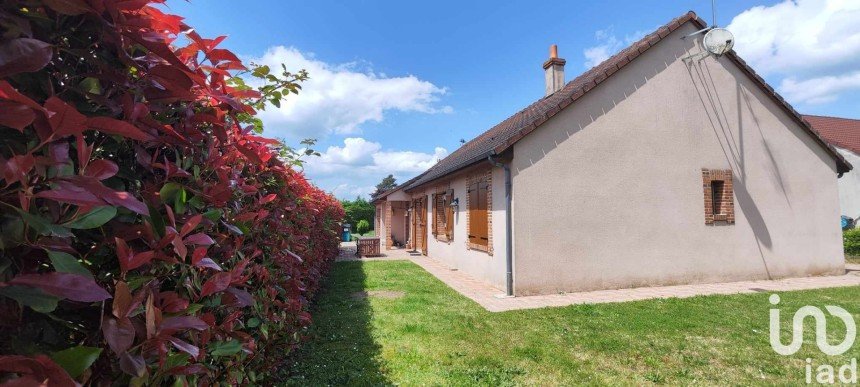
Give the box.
[803,115,860,219]
[372,11,852,296]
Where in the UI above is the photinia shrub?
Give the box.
[0,0,343,384]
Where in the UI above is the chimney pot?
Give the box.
[543,44,566,96]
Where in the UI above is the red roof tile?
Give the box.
[404,11,850,191]
[803,115,860,155]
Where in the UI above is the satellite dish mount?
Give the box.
[681,0,735,59]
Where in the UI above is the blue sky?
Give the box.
[165,0,860,199]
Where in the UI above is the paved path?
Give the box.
[337,244,860,312]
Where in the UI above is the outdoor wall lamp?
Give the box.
[450,197,459,209]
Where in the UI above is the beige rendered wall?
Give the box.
[412,166,508,290]
[374,203,385,239]
[511,22,845,295]
[836,147,860,218]
[390,205,407,245]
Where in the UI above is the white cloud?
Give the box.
[780,71,860,105]
[331,183,376,199]
[248,46,452,139]
[727,0,860,104]
[304,137,448,176]
[583,27,650,68]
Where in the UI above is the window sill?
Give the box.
[435,235,451,243]
[467,242,493,256]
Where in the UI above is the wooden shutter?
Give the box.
[431,193,437,236]
[468,179,489,246]
[445,190,454,240]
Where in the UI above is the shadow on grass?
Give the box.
[286,261,392,385]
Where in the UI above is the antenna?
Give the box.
[711,0,717,27]
[680,0,735,59]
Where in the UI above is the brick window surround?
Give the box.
[465,169,493,255]
[432,189,454,242]
[702,169,735,225]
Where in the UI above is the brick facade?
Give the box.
[384,201,393,248]
[702,169,735,225]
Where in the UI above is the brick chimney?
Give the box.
[543,44,566,96]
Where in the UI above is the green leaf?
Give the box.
[50,346,102,378]
[209,340,242,357]
[185,303,205,315]
[46,250,92,278]
[188,196,205,210]
[159,182,187,215]
[159,182,181,203]
[147,203,165,238]
[0,285,59,313]
[78,77,102,95]
[15,209,72,237]
[63,206,117,229]
[203,209,221,222]
[246,317,261,328]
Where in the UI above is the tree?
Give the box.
[373,174,398,197]
[356,220,371,235]
[341,196,375,231]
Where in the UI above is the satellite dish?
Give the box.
[703,28,734,57]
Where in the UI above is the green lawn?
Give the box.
[287,261,860,385]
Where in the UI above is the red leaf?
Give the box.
[0,355,75,387]
[0,101,35,130]
[259,193,277,205]
[2,154,35,186]
[45,96,87,137]
[223,287,253,307]
[37,176,148,215]
[199,272,231,298]
[194,258,222,271]
[113,280,132,318]
[35,179,102,207]
[86,116,155,141]
[9,272,111,302]
[160,316,208,331]
[84,159,119,180]
[179,214,202,237]
[115,238,154,272]
[0,38,53,78]
[119,352,145,377]
[43,0,92,15]
[184,232,214,246]
[190,246,207,265]
[158,291,189,313]
[102,316,135,354]
[167,336,199,359]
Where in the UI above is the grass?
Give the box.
[287,261,860,385]
[847,255,860,265]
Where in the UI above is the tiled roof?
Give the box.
[404,11,850,191]
[370,172,427,203]
[803,115,860,156]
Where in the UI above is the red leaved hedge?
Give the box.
[0,0,343,384]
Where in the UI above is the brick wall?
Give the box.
[384,201,392,248]
[702,168,735,225]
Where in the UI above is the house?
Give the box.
[802,115,860,219]
[372,11,852,296]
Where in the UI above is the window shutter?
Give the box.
[445,194,454,240]
[431,193,438,236]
